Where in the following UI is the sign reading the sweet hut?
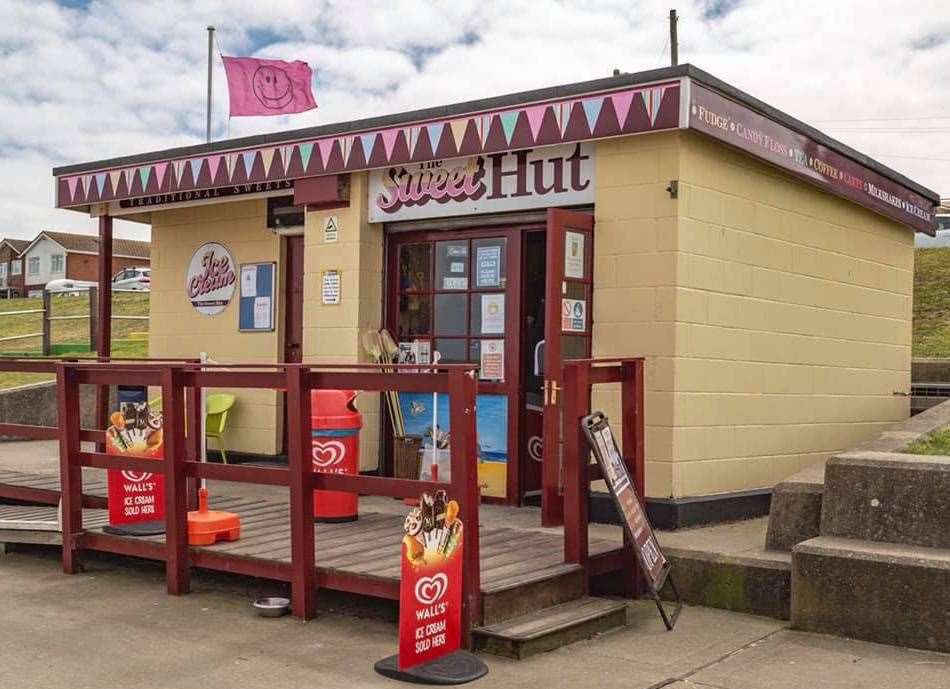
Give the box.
[368,143,595,223]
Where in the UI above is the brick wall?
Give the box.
[669,131,913,497]
[148,199,283,456]
[66,253,150,283]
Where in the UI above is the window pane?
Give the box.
[470,293,505,335]
[563,335,588,360]
[399,243,430,292]
[435,241,469,290]
[397,295,431,338]
[434,338,467,363]
[472,238,506,288]
[434,294,467,336]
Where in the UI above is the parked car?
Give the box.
[113,267,150,291]
[44,278,95,294]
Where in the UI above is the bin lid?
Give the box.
[311,389,362,429]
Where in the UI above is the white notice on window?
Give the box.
[253,296,271,329]
[481,294,505,334]
[565,231,585,279]
[480,339,504,381]
[241,265,257,297]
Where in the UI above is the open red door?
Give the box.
[541,209,594,526]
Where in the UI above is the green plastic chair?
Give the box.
[205,393,236,464]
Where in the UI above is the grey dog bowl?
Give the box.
[253,597,290,617]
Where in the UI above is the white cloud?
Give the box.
[0,0,947,242]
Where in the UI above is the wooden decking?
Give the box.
[0,468,107,508]
[0,470,620,599]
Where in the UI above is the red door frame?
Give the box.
[385,225,532,504]
[281,234,305,454]
[541,209,594,526]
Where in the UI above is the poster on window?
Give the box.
[561,298,586,332]
[476,245,502,287]
[565,231,585,279]
[481,294,505,334]
[399,393,508,498]
[479,339,504,381]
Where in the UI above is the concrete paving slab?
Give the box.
[688,630,950,689]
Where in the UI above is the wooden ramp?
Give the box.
[0,468,107,508]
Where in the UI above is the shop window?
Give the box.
[267,196,304,229]
[28,257,39,276]
[50,254,64,273]
[394,236,508,369]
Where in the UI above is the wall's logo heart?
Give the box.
[414,573,448,605]
[528,435,543,462]
[312,440,346,468]
[121,470,153,483]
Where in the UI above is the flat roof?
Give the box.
[52,64,939,204]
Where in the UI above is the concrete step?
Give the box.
[663,547,791,620]
[764,464,825,552]
[820,452,950,549]
[480,563,586,626]
[792,536,950,653]
[473,597,627,659]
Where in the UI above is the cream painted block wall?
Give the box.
[302,172,384,471]
[148,199,282,456]
[592,131,683,498]
[671,131,914,497]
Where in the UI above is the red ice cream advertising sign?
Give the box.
[398,490,463,671]
[689,83,937,235]
[105,404,165,526]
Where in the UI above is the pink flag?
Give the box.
[222,56,317,117]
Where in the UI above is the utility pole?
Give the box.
[206,26,215,143]
[669,9,678,66]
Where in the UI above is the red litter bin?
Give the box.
[311,389,362,522]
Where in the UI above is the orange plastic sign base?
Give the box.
[187,488,241,546]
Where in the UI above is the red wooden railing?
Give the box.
[0,357,481,643]
[545,357,646,594]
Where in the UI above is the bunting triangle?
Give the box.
[525,105,546,142]
[641,86,667,126]
[123,168,134,191]
[343,137,355,164]
[260,148,275,174]
[241,151,257,175]
[281,145,294,173]
[449,119,467,150]
[95,173,106,197]
[314,140,331,168]
[153,162,168,188]
[380,129,399,160]
[558,102,572,135]
[481,115,491,144]
[171,161,184,185]
[109,171,121,192]
[581,97,604,133]
[207,156,221,182]
[499,111,519,144]
[65,176,79,202]
[611,90,634,129]
[138,166,151,190]
[407,127,420,156]
[425,122,444,151]
[359,134,376,161]
[188,158,203,182]
[227,154,239,179]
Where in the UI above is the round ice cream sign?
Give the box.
[186,242,236,315]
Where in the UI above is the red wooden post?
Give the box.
[94,215,113,452]
[162,366,190,595]
[448,368,480,642]
[56,363,83,574]
[286,365,316,620]
[185,381,200,510]
[562,362,591,576]
[620,359,646,596]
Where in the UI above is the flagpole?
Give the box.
[206,25,215,143]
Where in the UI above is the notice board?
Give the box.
[239,262,276,332]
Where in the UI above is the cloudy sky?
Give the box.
[1,0,948,241]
